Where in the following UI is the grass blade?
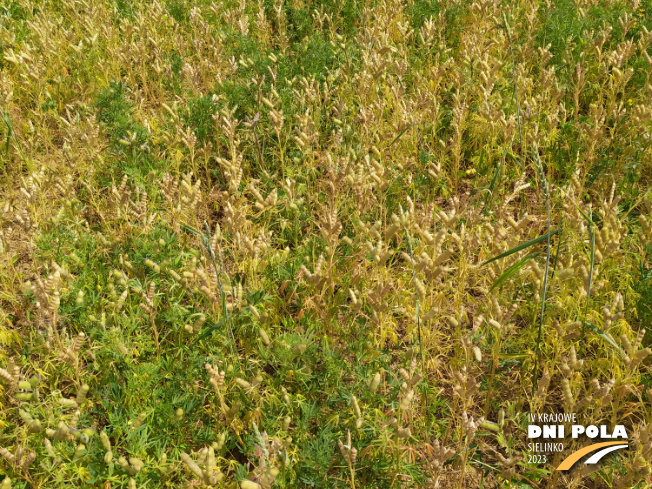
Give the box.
[580,207,595,351]
[389,123,412,147]
[584,321,623,355]
[482,229,558,266]
[489,251,541,291]
[531,144,552,398]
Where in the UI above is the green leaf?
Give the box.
[575,205,596,227]
[482,230,559,266]
[490,251,541,291]
[181,223,202,237]
[388,123,412,147]
[584,321,623,355]
[194,319,225,343]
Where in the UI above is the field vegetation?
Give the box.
[0,0,652,487]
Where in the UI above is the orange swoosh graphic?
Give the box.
[557,441,627,471]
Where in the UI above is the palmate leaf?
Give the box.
[482,229,559,266]
[489,251,542,291]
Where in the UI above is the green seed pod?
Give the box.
[76,384,89,405]
[29,376,40,388]
[76,290,84,305]
[1,477,10,489]
[351,396,361,418]
[252,375,263,388]
[144,259,160,273]
[235,378,251,390]
[59,398,78,408]
[129,457,144,472]
[369,372,381,394]
[180,452,203,479]
[19,409,33,425]
[15,393,33,401]
[281,387,291,404]
[241,481,261,489]
[128,478,136,489]
[206,446,215,478]
[259,328,270,346]
[29,420,42,433]
[215,431,226,450]
[283,416,291,431]
[249,305,260,320]
[175,408,184,420]
[498,409,505,427]
[18,381,32,391]
[479,421,500,432]
[104,451,113,464]
[73,444,86,460]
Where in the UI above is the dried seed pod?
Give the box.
[369,372,381,393]
[180,452,204,479]
[192,314,206,334]
[398,368,410,382]
[399,390,414,411]
[73,332,85,353]
[561,378,574,410]
[259,328,271,346]
[397,427,412,439]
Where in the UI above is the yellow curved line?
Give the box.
[557,441,627,471]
